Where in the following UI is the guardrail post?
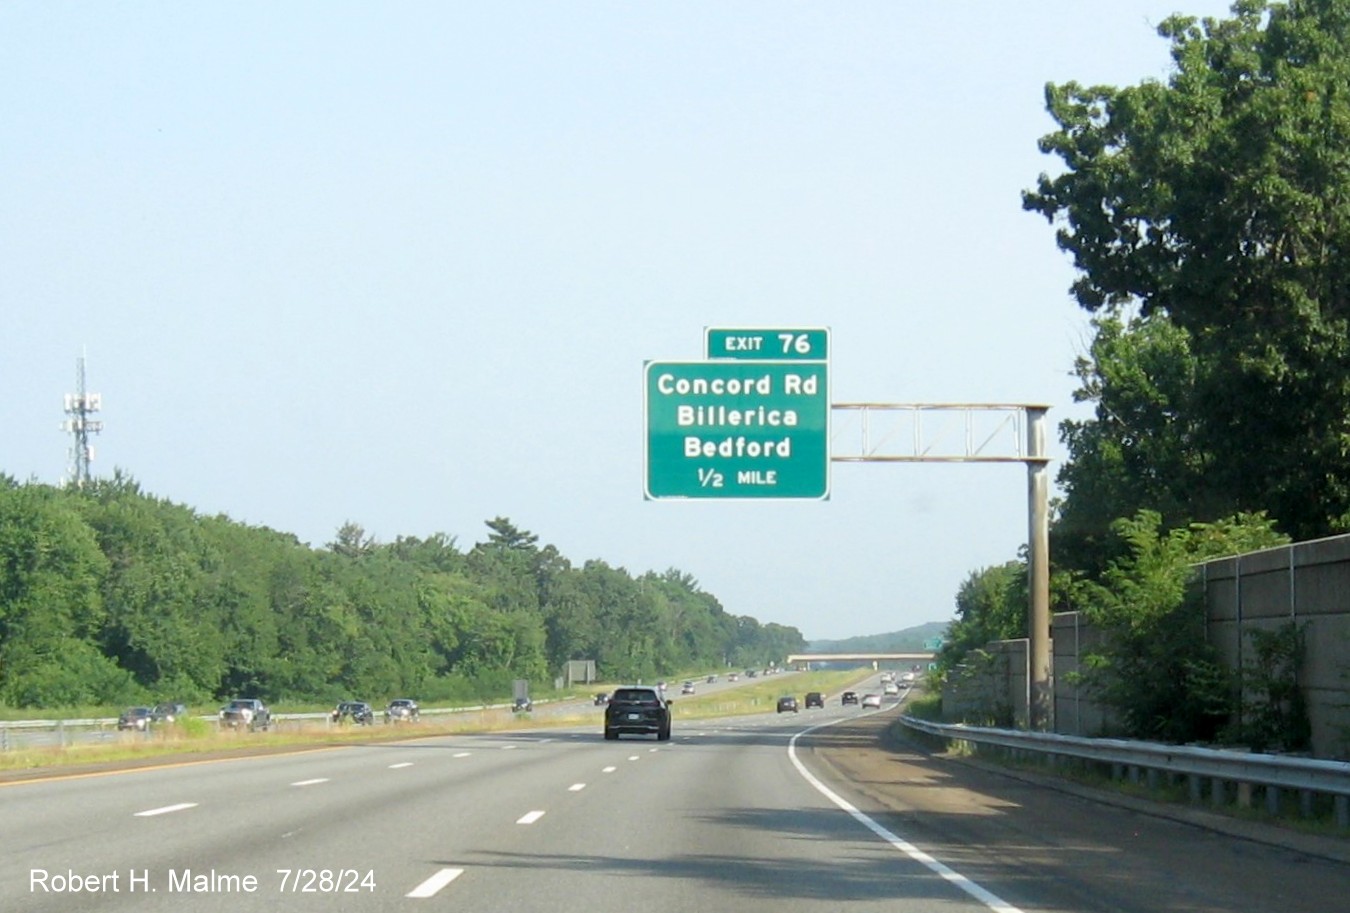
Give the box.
[1265,786,1280,816]
[1189,774,1202,804]
[58,720,66,747]
[1300,789,1314,818]
[1211,778,1226,808]
[1336,796,1349,830]
[1236,781,1252,808]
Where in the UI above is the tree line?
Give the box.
[943,0,1348,749]
[0,473,803,709]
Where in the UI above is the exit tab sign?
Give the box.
[706,327,829,361]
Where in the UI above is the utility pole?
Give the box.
[62,354,103,487]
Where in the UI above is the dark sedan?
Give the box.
[776,695,799,713]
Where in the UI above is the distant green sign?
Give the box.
[706,327,829,361]
[644,359,829,499]
[923,637,945,651]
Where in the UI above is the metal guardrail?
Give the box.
[0,699,559,751]
[901,716,1350,828]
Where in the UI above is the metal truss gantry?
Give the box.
[830,403,1053,731]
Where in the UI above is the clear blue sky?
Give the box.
[3,1,1236,641]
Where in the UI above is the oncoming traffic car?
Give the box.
[117,707,154,731]
[604,686,672,741]
[151,702,188,724]
[331,701,375,725]
[385,699,420,723]
[219,698,272,731]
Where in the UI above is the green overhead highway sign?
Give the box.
[644,359,829,500]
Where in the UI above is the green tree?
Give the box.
[1077,510,1288,742]
[1025,0,1350,541]
[938,562,1028,672]
[1053,310,1212,576]
[0,484,131,705]
[78,477,228,697]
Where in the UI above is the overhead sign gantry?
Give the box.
[642,326,1053,730]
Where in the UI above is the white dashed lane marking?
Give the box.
[406,868,463,898]
[291,778,329,787]
[453,752,471,758]
[602,766,617,773]
[568,783,586,792]
[517,810,546,825]
[389,762,414,769]
[134,803,197,817]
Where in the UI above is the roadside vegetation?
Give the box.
[0,481,804,713]
[939,0,1349,748]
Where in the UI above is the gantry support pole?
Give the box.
[1027,407,1051,731]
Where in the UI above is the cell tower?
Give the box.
[62,354,103,487]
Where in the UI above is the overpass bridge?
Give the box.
[786,652,935,670]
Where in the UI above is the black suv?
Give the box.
[804,692,824,709]
[604,686,672,741]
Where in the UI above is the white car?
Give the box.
[861,693,882,709]
[883,682,900,696]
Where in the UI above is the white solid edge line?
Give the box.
[406,867,464,898]
[134,802,198,817]
[517,810,546,824]
[787,717,1027,913]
